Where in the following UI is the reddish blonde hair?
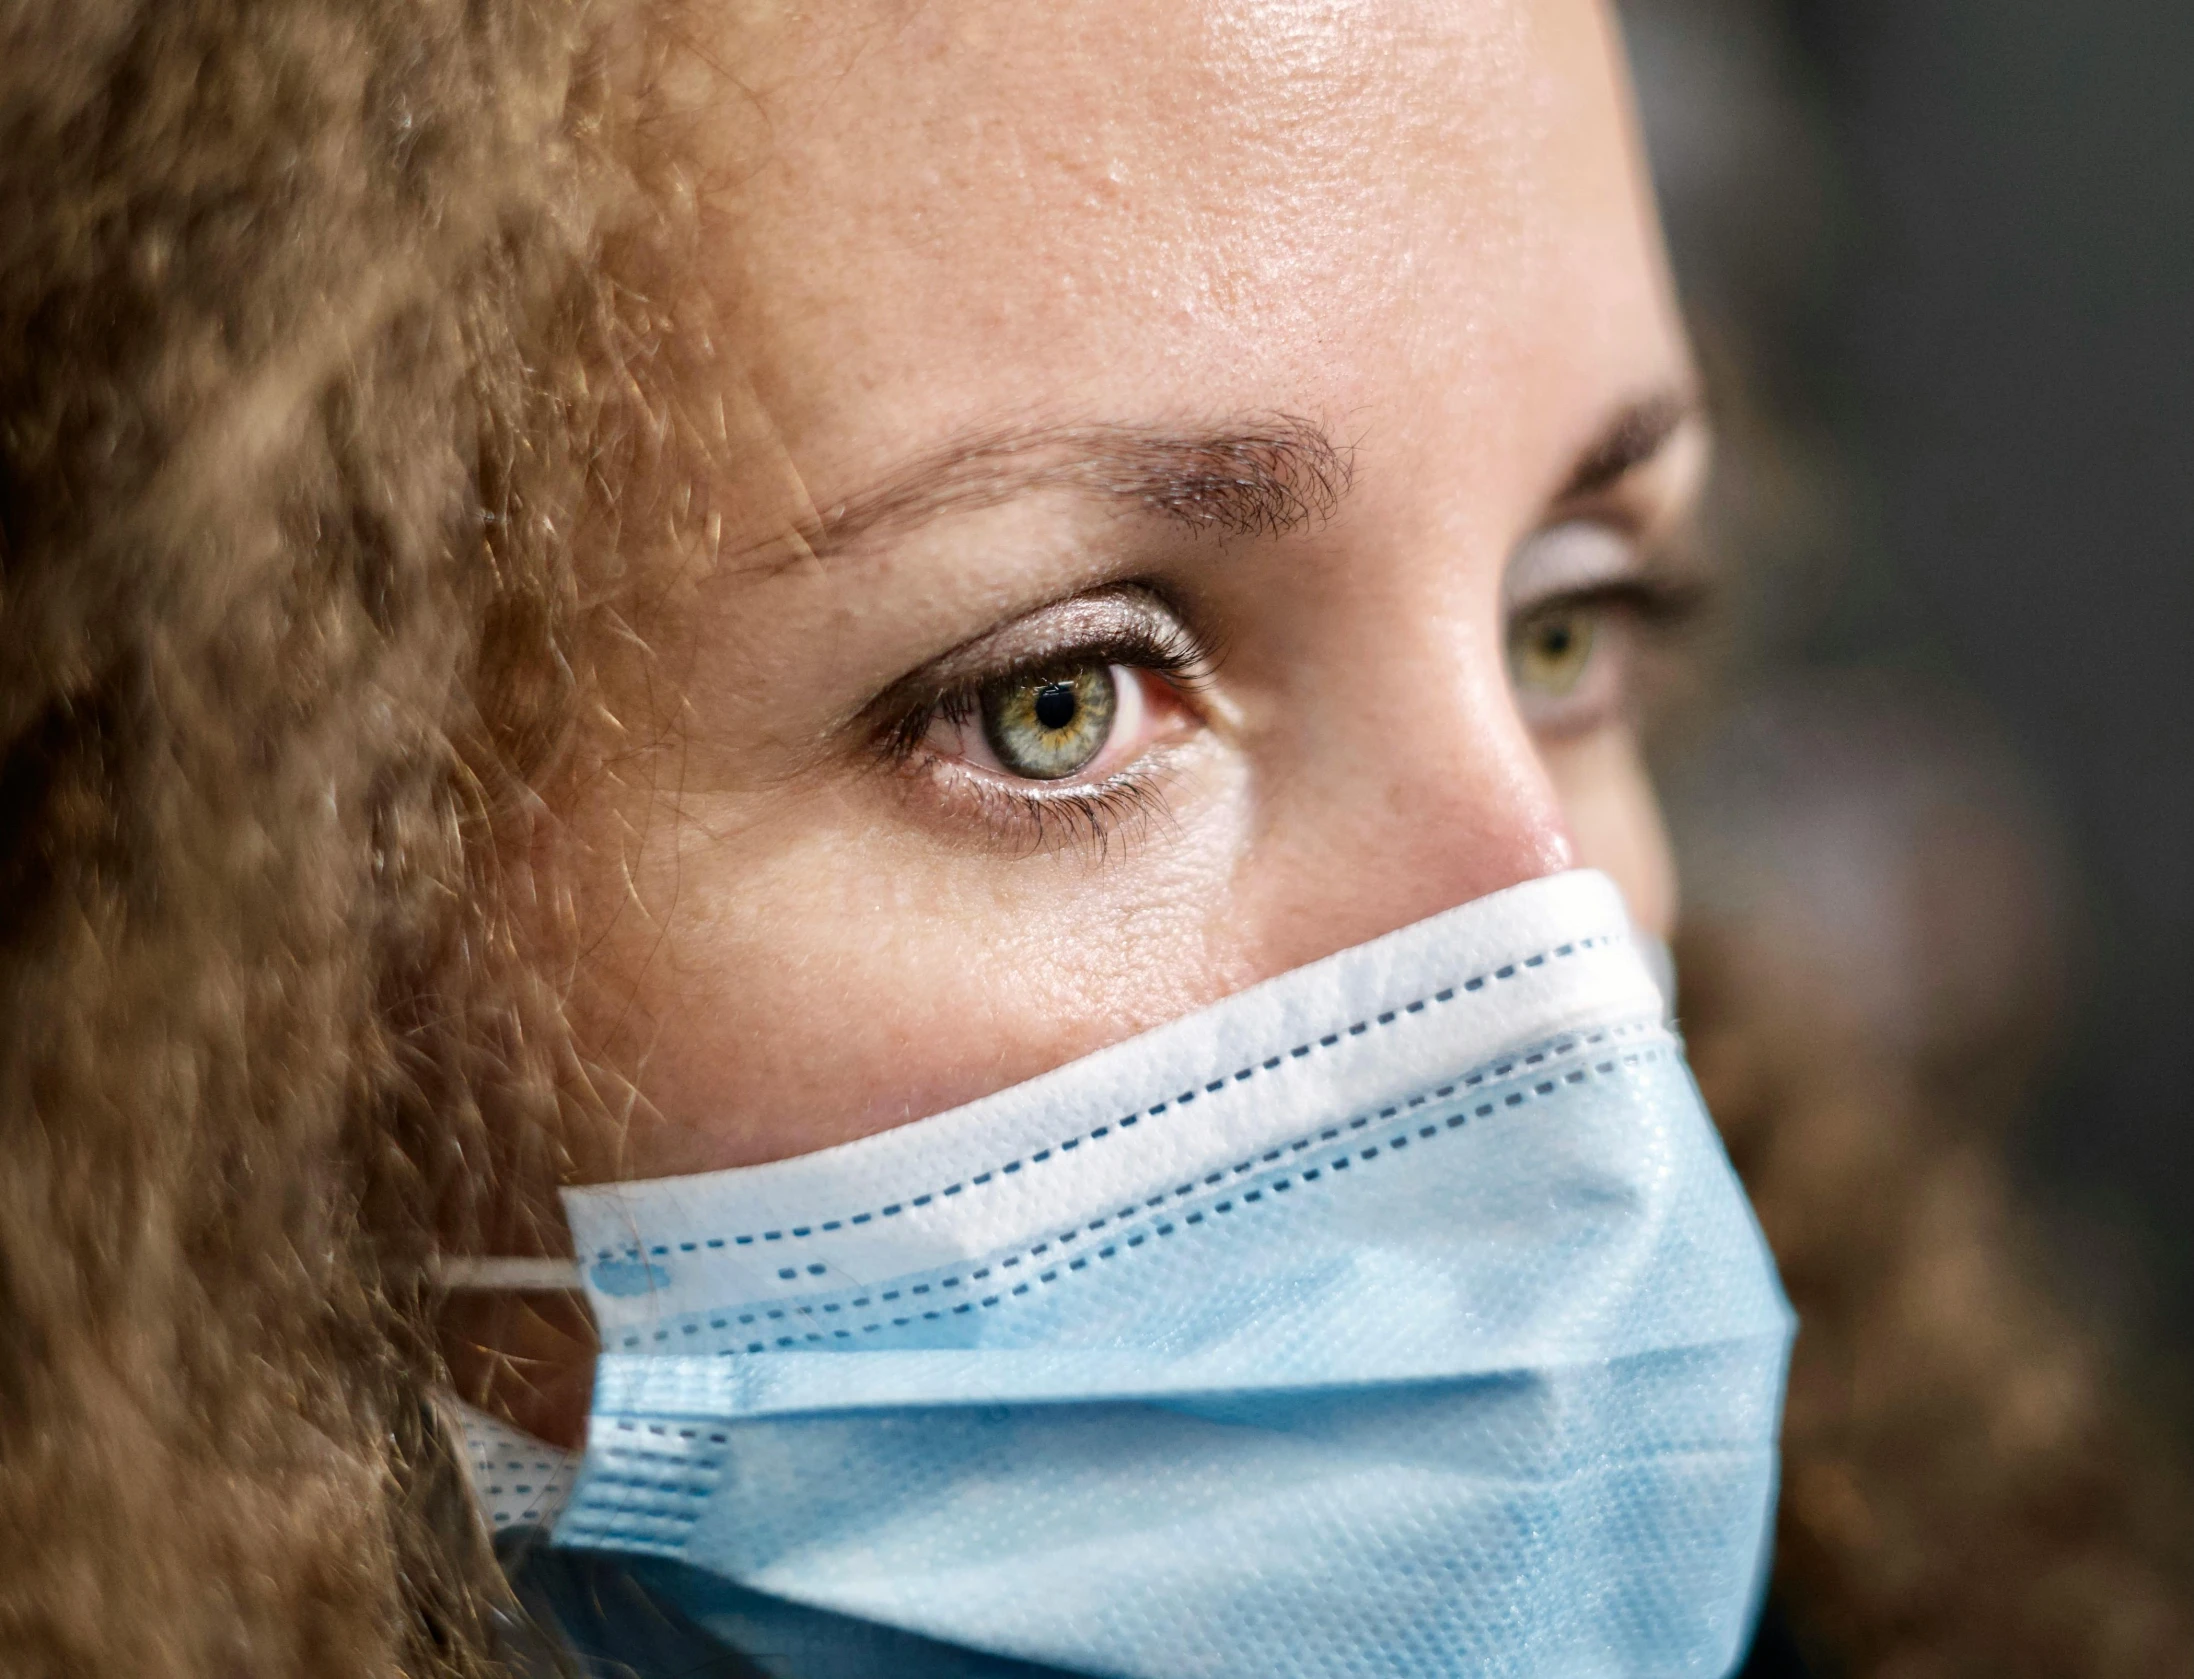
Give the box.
[0,3,708,1671]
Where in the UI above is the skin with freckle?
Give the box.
[553,0,1696,1215]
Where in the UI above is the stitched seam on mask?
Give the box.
[474,1448,580,1528]
[555,1419,735,1547]
[615,1028,1673,1352]
[592,932,1632,1266]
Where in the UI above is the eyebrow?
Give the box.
[802,415,1356,554]
[792,388,1692,557]
[1555,390,1695,503]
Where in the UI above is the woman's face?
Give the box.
[566,0,1701,1180]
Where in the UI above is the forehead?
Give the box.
[685,0,1674,503]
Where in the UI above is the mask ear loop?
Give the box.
[434,1255,589,1291]
[431,1257,596,1524]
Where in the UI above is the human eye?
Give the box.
[1503,520,1702,737]
[950,659,1149,781]
[868,586,1213,851]
[1508,597,1608,713]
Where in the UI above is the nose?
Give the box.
[1238,609,1575,978]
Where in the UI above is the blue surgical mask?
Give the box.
[458,869,1792,1679]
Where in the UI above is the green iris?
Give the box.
[982,663,1118,780]
[1509,605,1598,699]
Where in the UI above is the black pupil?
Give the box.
[1033,682,1080,731]
[1540,622,1573,655]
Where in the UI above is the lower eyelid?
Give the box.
[910,744,1190,857]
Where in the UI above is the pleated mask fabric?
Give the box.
[515,869,1793,1679]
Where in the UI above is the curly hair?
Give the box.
[15,7,2194,1679]
[1669,687,2194,1678]
[0,3,707,1673]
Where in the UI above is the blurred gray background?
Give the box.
[1623,0,2194,1350]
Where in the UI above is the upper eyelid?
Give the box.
[944,588,1199,678]
[868,588,1205,708]
[1503,521,1645,614]
[1502,511,1714,618]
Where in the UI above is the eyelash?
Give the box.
[873,617,1213,855]
[1573,571,1706,629]
[945,770,1184,858]
[1517,572,1706,643]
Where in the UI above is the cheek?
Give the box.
[1539,725,1676,938]
[562,760,1260,1179]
